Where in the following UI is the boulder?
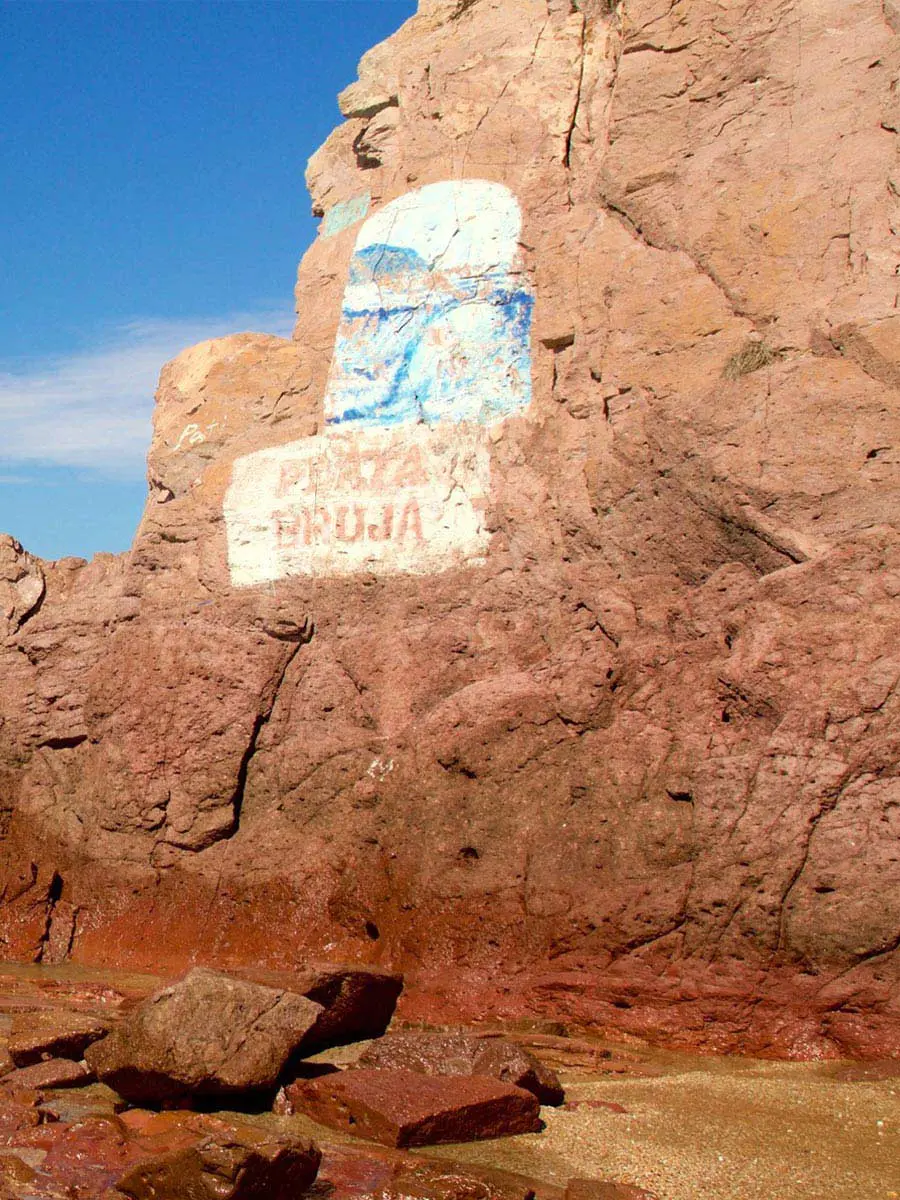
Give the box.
[240,965,403,1054]
[313,1140,561,1200]
[2,1058,90,1090]
[358,1032,564,1105]
[116,1127,321,1200]
[85,968,323,1104]
[280,1068,542,1147]
[8,1009,108,1067]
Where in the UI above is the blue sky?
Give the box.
[0,0,416,560]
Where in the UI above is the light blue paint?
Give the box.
[323,181,533,430]
[321,192,372,239]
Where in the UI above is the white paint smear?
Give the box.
[224,424,492,585]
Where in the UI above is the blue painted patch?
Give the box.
[321,193,372,239]
[323,181,534,431]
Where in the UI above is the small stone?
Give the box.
[282,1068,542,1147]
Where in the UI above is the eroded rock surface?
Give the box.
[0,0,898,1058]
[115,1126,321,1200]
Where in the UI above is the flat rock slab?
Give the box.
[282,1068,542,1147]
[116,1126,321,1200]
[9,1009,108,1067]
[358,1032,564,1105]
[85,967,323,1104]
[317,1140,560,1200]
[3,1058,90,1090]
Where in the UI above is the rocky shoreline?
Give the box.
[0,964,896,1200]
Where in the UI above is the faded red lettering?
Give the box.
[390,444,429,489]
[334,504,366,542]
[276,507,312,548]
[277,460,311,498]
[367,504,393,541]
[396,498,424,543]
[359,450,387,491]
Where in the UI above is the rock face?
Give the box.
[0,0,898,1058]
[358,1032,564,1105]
[85,969,323,1103]
[281,1068,543,1146]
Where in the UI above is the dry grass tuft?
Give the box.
[722,340,778,380]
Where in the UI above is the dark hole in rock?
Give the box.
[365,921,381,941]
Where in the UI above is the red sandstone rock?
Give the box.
[358,1032,564,1105]
[281,1068,542,1147]
[0,0,897,1061]
[0,1093,42,1139]
[238,965,403,1053]
[312,1139,557,1200]
[115,1126,321,1200]
[85,968,323,1104]
[2,1058,90,1090]
[8,1009,108,1067]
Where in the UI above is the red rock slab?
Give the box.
[9,1008,108,1067]
[116,1126,321,1200]
[316,1139,562,1200]
[283,1068,542,1148]
[0,1094,42,1142]
[358,1032,564,1106]
[566,1179,659,1200]
[36,1115,143,1196]
[2,1058,90,1090]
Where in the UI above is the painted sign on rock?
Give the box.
[225,180,534,585]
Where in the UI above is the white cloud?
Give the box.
[0,311,295,479]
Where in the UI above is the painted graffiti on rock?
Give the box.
[321,192,372,239]
[225,425,491,581]
[324,180,533,428]
[225,180,533,585]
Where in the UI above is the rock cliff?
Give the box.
[1,0,898,1058]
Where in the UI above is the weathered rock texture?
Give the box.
[281,1069,543,1146]
[358,1032,565,1105]
[0,0,898,1058]
[85,969,323,1103]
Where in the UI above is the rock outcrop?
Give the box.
[85,969,324,1104]
[0,0,898,1058]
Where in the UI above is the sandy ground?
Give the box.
[421,1056,899,1200]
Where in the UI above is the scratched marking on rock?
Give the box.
[225,180,533,585]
